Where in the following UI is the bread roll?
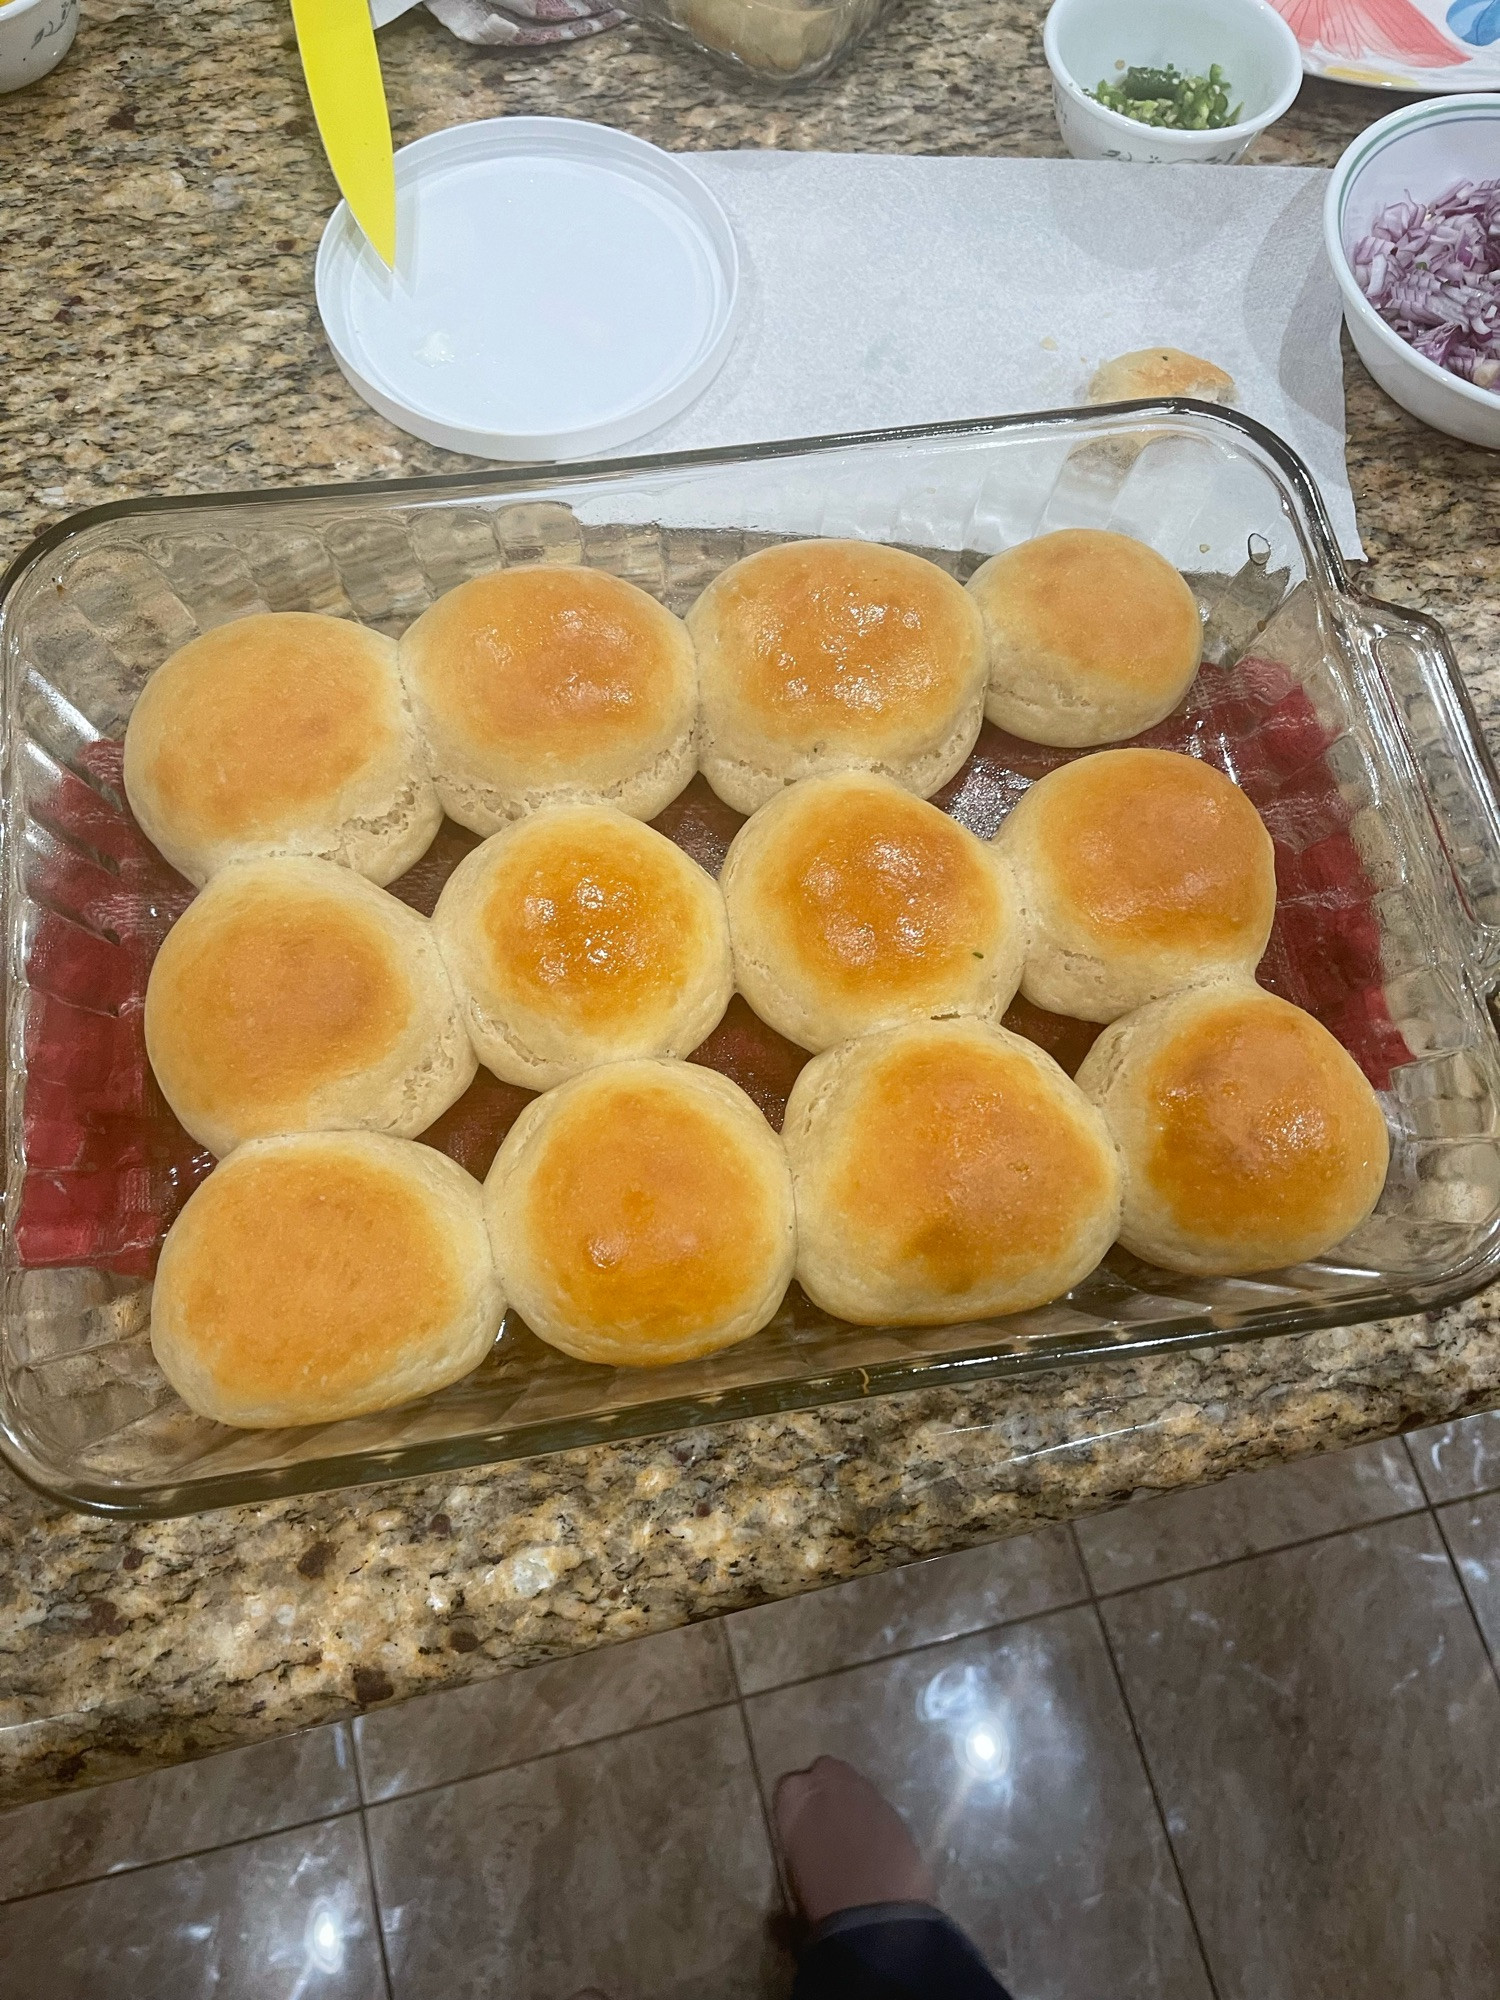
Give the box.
[1076,984,1390,1276]
[689,539,987,814]
[397,564,697,833]
[432,805,732,1088]
[123,612,441,887]
[1087,348,1236,405]
[998,748,1275,1023]
[145,858,475,1157]
[783,1018,1122,1326]
[151,1131,504,1427]
[966,530,1202,746]
[485,1060,795,1367]
[720,772,1025,1051]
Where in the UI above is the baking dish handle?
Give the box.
[1346,588,1500,991]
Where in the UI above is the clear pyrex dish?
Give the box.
[5,405,1500,1518]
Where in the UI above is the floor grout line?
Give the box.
[0,1804,365,1910]
[1073,1494,1432,1603]
[355,1803,398,2000]
[1071,1523,1225,2000]
[1429,1499,1500,1693]
[729,1589,1096,1706]
[724,1608,798,1930]
[1395,1429,1500,1696]
[354,1691,743,1814]
[348,1720,398,2000]
[735,1695,797,1924]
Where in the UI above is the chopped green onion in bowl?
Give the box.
[1090,63,1243,133]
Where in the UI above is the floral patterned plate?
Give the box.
[1271,0,1500,88]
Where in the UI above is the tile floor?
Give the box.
[5,1414,1500,1999]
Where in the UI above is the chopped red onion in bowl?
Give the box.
[1352,177,1500,396]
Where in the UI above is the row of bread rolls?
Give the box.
[150,984,1390,1430]
[141,747,1278,1156]
[121,527,1206,891]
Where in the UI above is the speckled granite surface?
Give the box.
[2,0,1500,1808]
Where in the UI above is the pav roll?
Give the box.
[782,1018,1122,1326]
[966,529,1202,747]
[997,748,1276,1023]
[397,563,697,833]
[720,772,1025,1051]
[151,1131,505,1428]
[432,805,732,1088]
[123,612,442,886]
[1087,348,1236,406]
[484,1060,795,1367]
[1075,983,1390,1277]
[145,857,475,1157]
[689,539,987,814]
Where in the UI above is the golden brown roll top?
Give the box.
[397,563,698,832]
[151,1132,505,1428]
[966,529,1203,747]
[783,1018,1123,1326]
[1076,985,1390,1276]
[484,1061,796,1367]
[432,805,732,1088]
[689,539,988,813]
[144,857,476,1157]
[123,612,442,886]
[998,748,1276,1023]
[720,772,1026,1051]
[1087,348,1237,406]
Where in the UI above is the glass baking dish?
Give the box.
[622,0,901,85]
[5,405,1500,1519]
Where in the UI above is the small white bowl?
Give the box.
[1043,0,1302,166]
[1325,95,1500,453]
[0,0,77,94]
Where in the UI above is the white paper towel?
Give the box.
[625,153,1361,559]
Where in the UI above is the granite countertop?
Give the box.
[3,0,1500,1810]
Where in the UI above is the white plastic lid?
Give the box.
[316,117,742,461]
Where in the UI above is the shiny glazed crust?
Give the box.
[431,805,733,1088]
[397,564,698,834]
[689,539,987,813]
[1075,984,1391,1276]
[484,1060,796,1367]
[721,772,1026,1051]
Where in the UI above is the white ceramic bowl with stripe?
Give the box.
[1324,95,1500,452]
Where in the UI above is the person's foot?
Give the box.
[773,1755,937,1925]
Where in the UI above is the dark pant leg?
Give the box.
[791,1902,1013,2000]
